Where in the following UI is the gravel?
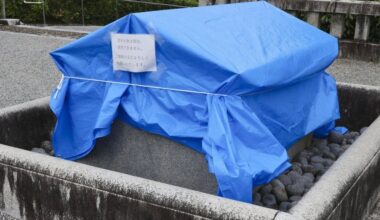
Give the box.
[327,59,380,87]
[253,127,367,212]
[0,31,72,108]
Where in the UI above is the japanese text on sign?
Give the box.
[111,33,157,72]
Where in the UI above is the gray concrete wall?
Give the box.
[80,121,218,194]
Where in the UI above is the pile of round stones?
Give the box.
[31,140,54,156]
[253,127,368,212]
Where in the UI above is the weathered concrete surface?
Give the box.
[336,83,380,130]
[339,41,380,63]
[19,25,101,33]
[266,0,380,16]
[0,97,54,150]
[0,31,71,108]
[0,143,278,220]
[366,193,380,220]
[81,120,218,194]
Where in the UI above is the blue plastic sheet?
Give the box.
[50,2,340,203]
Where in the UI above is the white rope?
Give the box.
[54,75,228,98]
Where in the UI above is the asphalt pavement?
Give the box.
[0,31,71,108]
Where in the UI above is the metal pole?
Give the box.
[81,0,84,26]
[1,0,6,19]
[115,0,118,19]
[42,0,46,26]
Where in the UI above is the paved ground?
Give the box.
[0,31,71,108]
[328,59,380,86]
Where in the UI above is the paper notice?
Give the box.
[111,33,157,72]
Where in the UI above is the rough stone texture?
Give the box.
[0,97,55,151]
[80,120,218,194]
[330,14,345,38]
[354,15,371,41]
[336,83,380,129]
[366,195,380,220]
[0,31,71,108]
[339,40,380,63]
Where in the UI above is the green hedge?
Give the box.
[2,0,197,25]
[1,0,379,42]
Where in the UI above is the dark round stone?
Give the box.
[271,179,285,190]
[344,131,360,140]
[253,192,262,203]
[311,156,324,164]
[262,194,277,209]
[289,195,302,202]
[302,173,315,183]
[323,159,334,167]
[328,131,344,144]
[260,184,273,195]
[298,157,308,166]
[299,151,312,160]
[40,140,53,152]
[329,144,344,157]
[322,150,336,160]
[328,143,341,149]
[273,186,288,202]
[346,139,355,145]
[286,183,304,196]
[304,182,314,192]
[292,164,303,175]
[279,174,292,186]
[311,147,322,156]
[301,164,318,175]
[313,138,328,149]
[279,202,291,212]
[288,171,302,184]
[312,163,325,173]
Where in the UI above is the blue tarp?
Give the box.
[50,2,340,203]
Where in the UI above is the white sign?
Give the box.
[111,33,157,72]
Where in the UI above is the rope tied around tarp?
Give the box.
[54,75,229,99]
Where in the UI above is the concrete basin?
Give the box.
[0,83,379,220]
